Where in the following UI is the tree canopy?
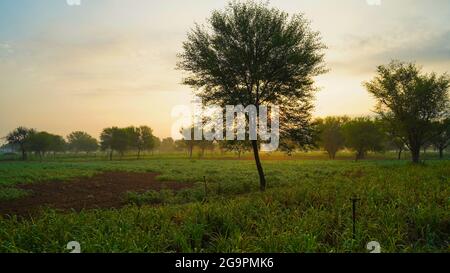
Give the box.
[178,0,326,190]
[342,117,385,160]
[6,127,36,160]
[67,131,99,153]
[365,61,450,163]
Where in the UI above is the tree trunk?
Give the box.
[21,147,26,161]
[137,149,141,160]
[331,151,336,160]
[411,146,420,164]
[355,150,364,161]
[251,140,266,192]
[397,149,403,160]
[109,150,113,161]
[439,148,444,159]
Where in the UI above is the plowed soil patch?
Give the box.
[0,172,193,216]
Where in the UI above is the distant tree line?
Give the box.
[313,115,450,161]
[3,109,449,162]
[3,126,181,161]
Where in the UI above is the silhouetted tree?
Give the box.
[27,131,65,159]
[365,61,450,163]
[100,127,129,160]
[6,127,35,160]
[178,1,326,190]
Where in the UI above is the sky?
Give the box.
[0,0,449,140]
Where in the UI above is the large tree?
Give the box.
[178,1,326,191]
[5,127,35,160]
[365,61,450,163]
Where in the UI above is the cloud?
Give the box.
[329,29,450,75]
[73,83,181,98]
[0,29,184,98]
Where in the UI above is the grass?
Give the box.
[0,154,448,253]
[0,187,30,201]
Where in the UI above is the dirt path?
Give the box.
[0,172,194,216]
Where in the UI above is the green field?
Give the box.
[0,154,449,253]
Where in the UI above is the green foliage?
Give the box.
[178,0,327,190]
[100,126,157,160]
[0,187,30,201]
[342,117,385,160]
[126,190,174,206]
[67,131,98,153]
[365,61,450,163]
[27,131,66,156]
[160,138,176,152]
[315,116,349,159]
[0,158,448,253]
[430,118,450,158]
[220,140,251,158]
[5,127,36,160]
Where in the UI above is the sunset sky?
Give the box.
[1,0,449,140]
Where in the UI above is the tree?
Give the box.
[67,131,98,154]
[152,136,161,155]
[100,128,114,160]
[178,1,326,191]
[342,117,385,160]
[365,61,450,163]
[316,116,348,159]
[430,118,450,159]
[125,126,156,159]
[221,140,252,158]
[5,127,35,160]
[27,131,65,159]
[180,126,196,158]
[49,134,66,154]
[174,139,188,153]
[28,131,51,158]
[100,127,129,160]
[160,137,176,152]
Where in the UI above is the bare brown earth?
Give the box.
[0,172,194,216]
